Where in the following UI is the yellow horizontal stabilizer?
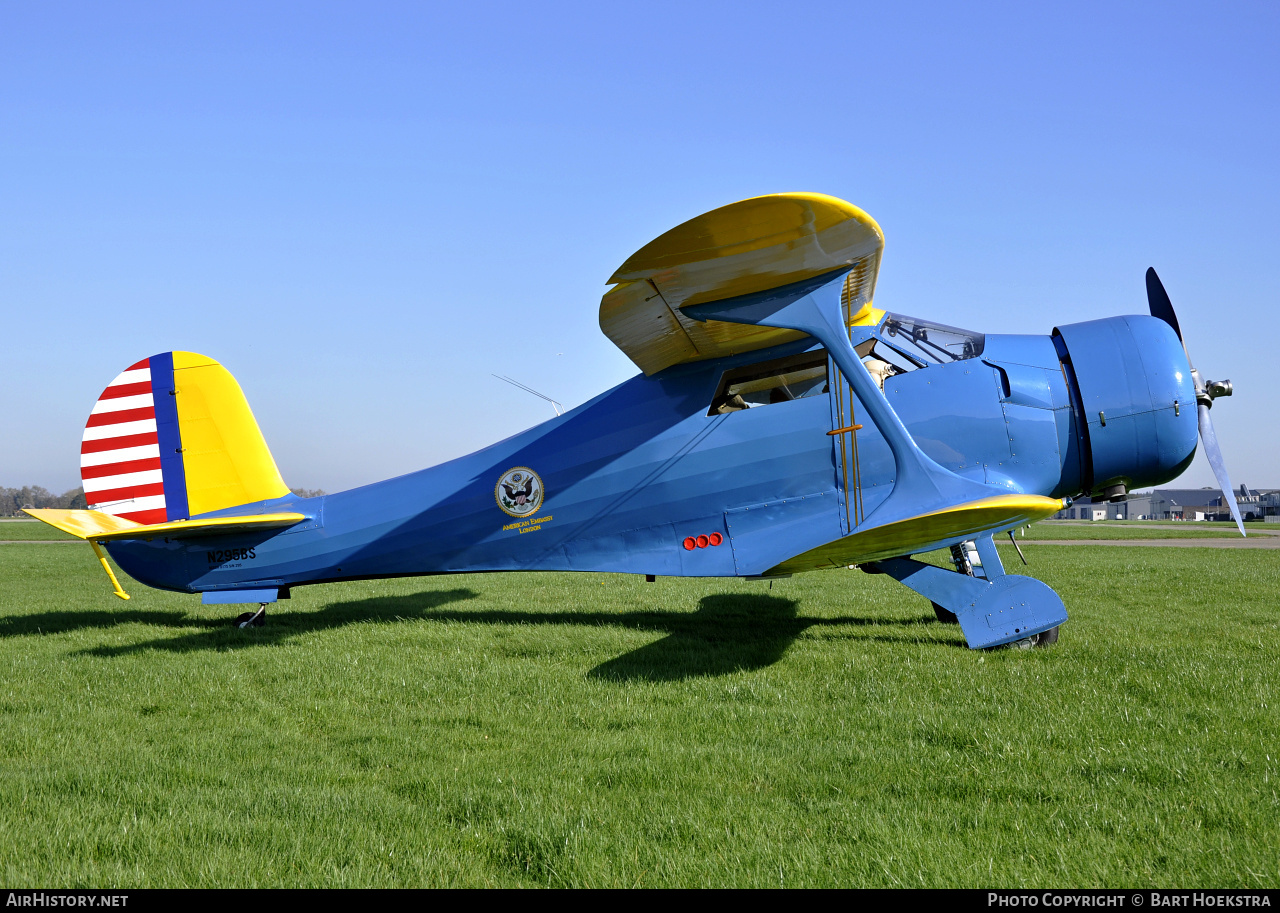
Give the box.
[23,508,305,541]
[769,495,1066,575]
[24,508,142,539]
[600,193,884,375]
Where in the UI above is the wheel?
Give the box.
[1033,625,1059,646]
[989,626,1059,651]
[932,602,959,624]
[234,605,266,628]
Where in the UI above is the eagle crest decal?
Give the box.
[495,467,544,518]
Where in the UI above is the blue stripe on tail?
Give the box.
[151,352,190,521]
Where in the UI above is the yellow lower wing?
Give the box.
[769,494,1066,575]
[23,508,306,541]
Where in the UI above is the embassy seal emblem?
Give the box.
[495,467,544,518]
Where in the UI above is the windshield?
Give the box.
[876,313,985,366]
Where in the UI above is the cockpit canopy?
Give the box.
[867,313,985,372]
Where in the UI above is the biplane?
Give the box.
[26,193,1243,649]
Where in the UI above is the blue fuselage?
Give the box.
[107,315,1198,595]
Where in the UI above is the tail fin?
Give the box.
[81,351,288,522]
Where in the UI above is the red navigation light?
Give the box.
[682,537,696,550]
[696,534,709,548]
[708,532,723,546]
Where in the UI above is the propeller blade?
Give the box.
[1146,269,1242,535]
[1146,267,1183,342]
[1197,403,1246,537]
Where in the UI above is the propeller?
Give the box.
[1145,268,1244,536]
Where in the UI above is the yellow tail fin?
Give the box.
[170,352,289,515]
[80,351,289,523]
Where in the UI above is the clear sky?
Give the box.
[3,2,1277,495]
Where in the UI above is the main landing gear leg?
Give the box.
[874,533,1067,650]
[235,604,267,628]
[931,541,981,625]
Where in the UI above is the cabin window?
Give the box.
[708,349,829,415]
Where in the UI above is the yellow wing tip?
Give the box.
[23,508,140,539]
[934,494,1066,516]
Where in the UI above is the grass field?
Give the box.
[0,542,1275,887]
[0,520,77,540]
[1018,524,1256,541]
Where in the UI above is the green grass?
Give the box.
[1021,522,1244,540]
[0,519,77,540]
[0,544,1275,887]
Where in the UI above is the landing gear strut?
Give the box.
[234,604,267,628]
[929,542,975,625]
[879,534,1068,650]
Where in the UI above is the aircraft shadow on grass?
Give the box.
[61,587,481,657]
[65,587,955,675]
[583,594,950,681]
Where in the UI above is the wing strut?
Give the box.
[683,270,993,530]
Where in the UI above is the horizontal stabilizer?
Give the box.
[769,495,1066,575]
[23,508,306,541]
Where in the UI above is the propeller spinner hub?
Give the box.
[1205,379,1233,400]
[1193,370,1233,408]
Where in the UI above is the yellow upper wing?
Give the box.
[600,193,884,375]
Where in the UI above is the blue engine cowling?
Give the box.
[1053,315,1199,495]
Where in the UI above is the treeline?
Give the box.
[1,486,86,516]
[2,486,327,516]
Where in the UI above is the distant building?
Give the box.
[1052,485,1275,522]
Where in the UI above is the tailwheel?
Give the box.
[234,604,267,628]
[931,602,959,624]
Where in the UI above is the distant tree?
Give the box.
[3,485,321,515]
[0,486,86,516]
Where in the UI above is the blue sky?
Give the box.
[3,2,1277,494]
